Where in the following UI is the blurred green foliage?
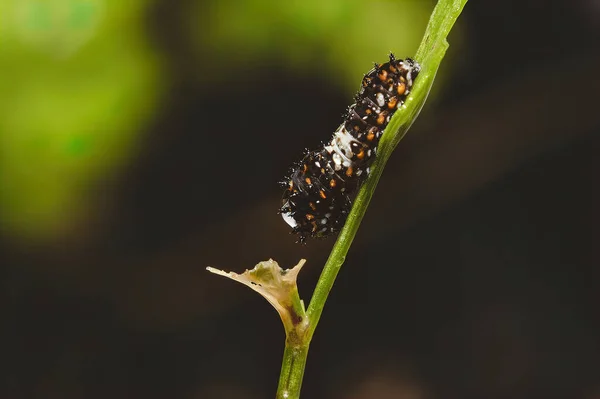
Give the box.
[191,0,431,90]
[0,0,162,239]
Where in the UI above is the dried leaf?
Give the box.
[207,259,306,331]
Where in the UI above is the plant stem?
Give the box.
[275,0,467,397]
[306,0,468,339]
[276,343,309,399]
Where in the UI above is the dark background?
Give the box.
[2,0,598,398]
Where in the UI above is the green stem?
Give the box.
[306,0,467,339]
[275,0,467,397]
[276,343,309,399]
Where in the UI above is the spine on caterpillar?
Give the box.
[280,54,420,243]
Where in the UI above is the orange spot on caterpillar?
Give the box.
[387,97,398,109]
[397,82,406,96]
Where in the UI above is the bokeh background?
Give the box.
[1,0,598,398]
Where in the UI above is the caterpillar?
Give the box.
[279,54,420,243]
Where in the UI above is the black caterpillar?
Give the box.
[280,54,420,243]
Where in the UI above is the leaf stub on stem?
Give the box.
[207,259,307,333]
